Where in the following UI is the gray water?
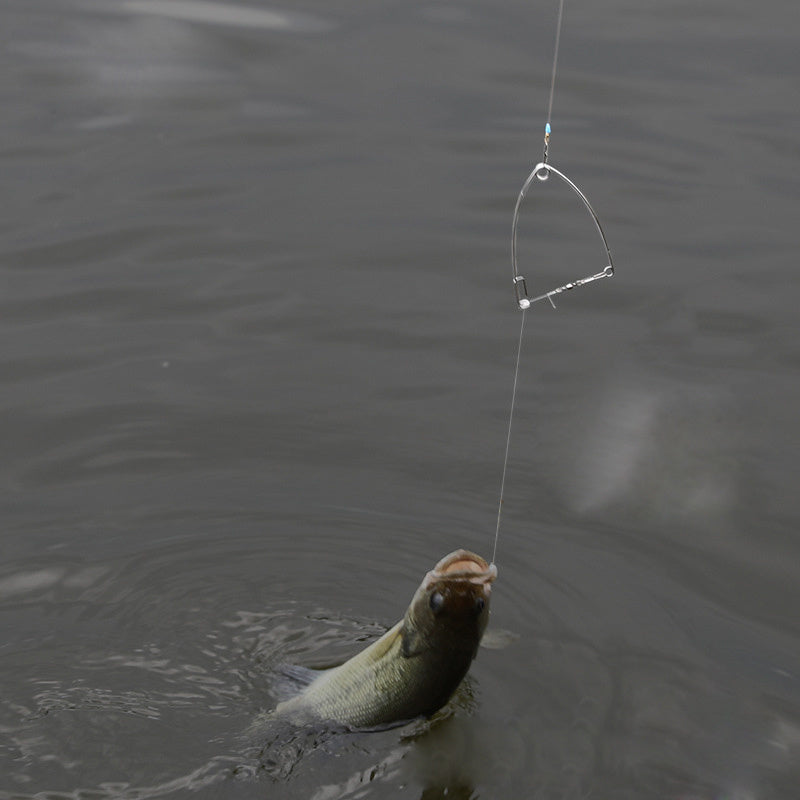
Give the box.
[2,0,799,797]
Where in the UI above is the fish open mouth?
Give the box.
[429,549,498,585]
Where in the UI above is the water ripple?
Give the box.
[122,0,331,34]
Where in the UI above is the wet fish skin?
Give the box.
[273,549,497,729]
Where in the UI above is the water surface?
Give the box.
[1,0,799,798]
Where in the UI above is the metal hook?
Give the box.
[511,161,614,310]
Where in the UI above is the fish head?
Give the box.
[402,549,497,659]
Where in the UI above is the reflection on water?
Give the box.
[123,0,331,33]
[565,380,737,520]
[2,0,800,796]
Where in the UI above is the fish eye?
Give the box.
[429,591,445,614]
[474,597,486,614]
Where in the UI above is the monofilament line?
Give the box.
[545,0,565,129]
[491,309,526,565]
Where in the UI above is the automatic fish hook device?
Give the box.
[491,0,616,565]
[512,160,614,310]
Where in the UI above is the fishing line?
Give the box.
[544,0,565,154]
[491,309,525,566]
[490,0,615,565]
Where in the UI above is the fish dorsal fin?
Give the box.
[272,663,323,702]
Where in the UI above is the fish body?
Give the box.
[274,549,497,729]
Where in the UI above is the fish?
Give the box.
[272,549,497,729]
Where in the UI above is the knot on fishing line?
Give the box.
[541,123,551,170]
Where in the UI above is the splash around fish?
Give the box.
[269,550,497,730]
